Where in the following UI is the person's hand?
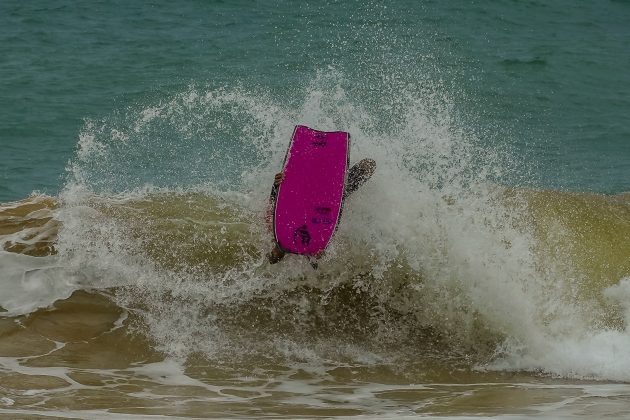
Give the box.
[273,172,285,187]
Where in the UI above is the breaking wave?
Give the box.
[2,73,629,382]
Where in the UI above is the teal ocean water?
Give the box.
[1,0,629,200]
[1,1,630,418]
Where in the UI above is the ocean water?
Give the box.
[1,0,630,418]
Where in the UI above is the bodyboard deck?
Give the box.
[273,125,350,255]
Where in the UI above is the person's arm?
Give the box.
[271,172,284,194]
[345,159,376,198]
[265,172,285,231]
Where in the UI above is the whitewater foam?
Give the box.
[2,73,628,385]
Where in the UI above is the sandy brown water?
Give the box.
[4,289,630,418]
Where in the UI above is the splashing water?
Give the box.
[8,72,613,384]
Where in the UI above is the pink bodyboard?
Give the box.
[274,125,349,255]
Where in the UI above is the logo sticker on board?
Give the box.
[311,217,332,225]
[293,225,311,246]
[313,132,327,146]
[315,206,331,215]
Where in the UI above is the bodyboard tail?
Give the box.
[273,125,350,255]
